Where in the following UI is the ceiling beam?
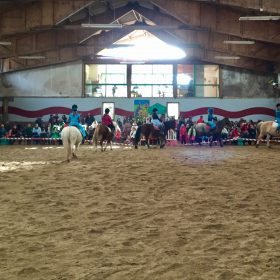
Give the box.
[190,0,280,15]
[151,0,280,44]
[0,0,94,37]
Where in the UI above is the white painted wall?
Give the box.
[0,61,83,97]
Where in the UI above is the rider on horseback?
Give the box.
[69,104,86,138]
[276,103,280,132]
[207,107,216,130]
[151,108,164,134]
[102,108,115,133]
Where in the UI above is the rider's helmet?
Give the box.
[152,108,158,113]
[208,107,214,114]
[72,104,78,111]
[105,108,110,114]
[277,103,280,108]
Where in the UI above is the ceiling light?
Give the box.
[214,56,240,60]
[18,56,46,59]
[0,41,12,46]
[239,16,280,21]
[223,40,255,45]
[81,23,123,29]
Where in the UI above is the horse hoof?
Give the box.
[135,146,138,149]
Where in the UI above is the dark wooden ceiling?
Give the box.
[0,0,279,73]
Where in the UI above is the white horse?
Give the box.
[256,121,280,148]
[91,121,121,152]
[61,126,83,162]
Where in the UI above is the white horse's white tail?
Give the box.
[61,126,83,162]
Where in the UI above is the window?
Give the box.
[167,103,179,120]
[131,64,173,97]
[194,65,219,97]
[85,64,127,97]
[177,64,219,97]
[102,103,115,119]
[177,64,194,97]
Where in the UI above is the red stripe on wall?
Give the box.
[6,106,274,119]
[181,107,275,118]
[8,106,101,118]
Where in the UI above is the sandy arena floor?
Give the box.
[0,143,279,280]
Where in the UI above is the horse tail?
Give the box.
[61,127,72,162]
[134,125,142,148]
[256,121,263,139]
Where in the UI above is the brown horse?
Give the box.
[91,121,120,152]
[134,123,166,149]
[256,121,280,148]
[194,118,231,147]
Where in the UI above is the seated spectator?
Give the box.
[32,123,42,144]
[7,124,22,144]
[230,126,240,145]
[23,123,33,144]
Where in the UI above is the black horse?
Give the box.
[134,119,176,149]
[194,118,231,147]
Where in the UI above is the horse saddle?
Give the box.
[70,125,84,138]
[153,125,160,130]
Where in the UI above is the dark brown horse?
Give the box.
[134,119,176,149]
[195,118,231,147]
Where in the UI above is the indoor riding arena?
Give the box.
[0,1,280,280]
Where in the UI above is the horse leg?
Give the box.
[160,136,166,148]
[209,136,213,147]
[219,137,223,147]
[256,132,264,148]
[146,137,150,148]
[266,134,271,148]
[103,141,109,152]
[100,140,105,152]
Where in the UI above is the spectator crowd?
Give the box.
[0,112,260,146]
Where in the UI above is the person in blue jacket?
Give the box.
[207,107,216,130]
[68,104,86,138]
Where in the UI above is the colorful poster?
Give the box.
[134,100,150,120]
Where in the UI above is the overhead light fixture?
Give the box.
[81,23,123,29]
[18,55,46,59]
[120,61,145,64]
[224,40,255,45]
[239,16,280,21]
[215,56,240,60]
[0,41,12,46]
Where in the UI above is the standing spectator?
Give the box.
[180,123,187,145]
[35,117,43,128]
[62,114,68,124]
[85,112,95,127]
[186,116,194,127]
[49,114,55,126]
[0,123,7,138]
[177,115,185,141]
